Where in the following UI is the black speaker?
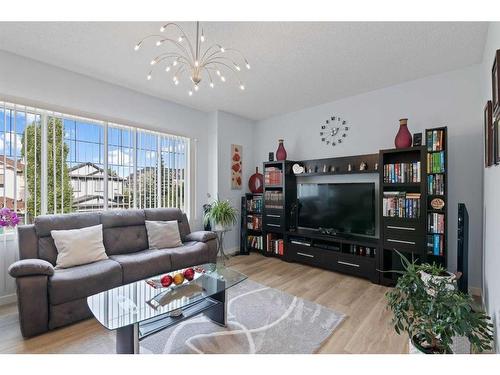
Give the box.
[457,203,469,294]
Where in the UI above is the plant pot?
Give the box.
[409,338,428,354]
[213,223,227,232]
[419,270,456,297]
[409,336,470,354]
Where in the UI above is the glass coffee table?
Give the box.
[87,263,247,354]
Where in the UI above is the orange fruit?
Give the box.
[173,273,185,285]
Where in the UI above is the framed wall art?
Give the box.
[231,144,242,189]
[485,100,493,167]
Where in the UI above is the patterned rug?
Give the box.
[140,279,345,354]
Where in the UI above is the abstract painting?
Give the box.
[231,144,242,189]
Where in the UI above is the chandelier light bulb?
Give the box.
[234,64,241,71]
[165,66,171,72]
[210,82,214,88]
[216,70,221,76]
[194,60,199,67]
[156,40,162,46]
[134,44,141,51]
[147,74,152,80]
[188,90,193,96]
[239,84,245,90]
[174,80,179,85]
[220,76,226,82]
[194,85,199,92]
[245,62,251,70]
[200,35,205,42]
[220,46,225,52]
[160,26,166,32]
[178,36,183,42]
[173,76,177,82]
[172,60,178,66]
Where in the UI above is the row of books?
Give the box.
[383,162,421,183]
[428,174,445,195]
[346,245,376,257]
[266,234,284,256]
[264,167,283,185]
[382,192,421,219]
[427,152,445,174]
[427,234,444,256]
[427,129,445,152]
[246,197,263,213]
[247,235,263,251]
[264,191,283,209]
[247,215,262,230]
[428,213,445,234]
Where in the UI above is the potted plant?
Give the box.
[386,252,494,354]
[0,208,20,234]
[203,199,238,231]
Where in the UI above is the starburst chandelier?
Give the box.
[134,22,250,96]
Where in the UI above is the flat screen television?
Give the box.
[297,183,376,236]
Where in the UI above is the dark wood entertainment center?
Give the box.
[240,127,448,286]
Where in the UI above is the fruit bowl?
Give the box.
[146,267,204,289]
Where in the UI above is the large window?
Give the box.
[0,101,190,230]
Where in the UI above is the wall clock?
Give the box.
[320,115,349,146]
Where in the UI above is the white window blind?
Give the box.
[0,101,190,228]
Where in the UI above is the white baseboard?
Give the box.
[0,293,16,306]
[469,286,482,297]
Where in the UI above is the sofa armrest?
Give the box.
[8,259,54,278]
[185,231,217,243]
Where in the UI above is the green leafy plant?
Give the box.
[203,199,238,229]
[386,252,494,353]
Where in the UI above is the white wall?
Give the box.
[254,65,484,289]
[0,50,214,301]
[214,111,256,253]
[480,22,500,353]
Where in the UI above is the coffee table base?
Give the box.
[115,290,226,354]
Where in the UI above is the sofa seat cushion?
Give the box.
[110,249,173,284]
[49,259,122,305]
[164,242,210,270]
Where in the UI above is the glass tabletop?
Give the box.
[87,263,247,330]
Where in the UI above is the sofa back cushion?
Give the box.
[101,209,149,255]
[144,208,191,240]
[145,220,182,249]
[34,212,101,265]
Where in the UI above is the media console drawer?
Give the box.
[333,253,374,279]
[287,243,328,267]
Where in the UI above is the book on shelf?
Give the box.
[383,162,421,183]
[264,191,283,209]
[427,152,445,174]
[247,235,263,251]
[427,174,445,195]
[383,192,421,219]
[247,215,262,230]
[428,213,445,234]
[264,167,283,185]
[266,233,284,256]
[246,197,263,213]
[426,129,445,152]
[426,234,444,256]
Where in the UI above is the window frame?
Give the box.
[0,101,192,224]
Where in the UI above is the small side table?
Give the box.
[214,228,231,264]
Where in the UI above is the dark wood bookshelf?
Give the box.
[240,193,264,255]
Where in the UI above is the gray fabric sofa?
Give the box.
[8,208,217,338]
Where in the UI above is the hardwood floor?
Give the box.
[0,253,407,354]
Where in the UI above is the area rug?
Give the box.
[140,279,345,354]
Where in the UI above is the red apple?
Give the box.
[183,268,195,281]
[160,274,173,287]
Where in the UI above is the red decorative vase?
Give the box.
[248,167,264,193]
[276,139,287,161]
[394,118,412,148]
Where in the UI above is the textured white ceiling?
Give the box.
[0,22,489,120]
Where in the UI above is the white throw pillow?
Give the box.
[51,224,108,269]
[145,220,182,249]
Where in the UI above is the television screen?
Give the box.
[297,183,376,236]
